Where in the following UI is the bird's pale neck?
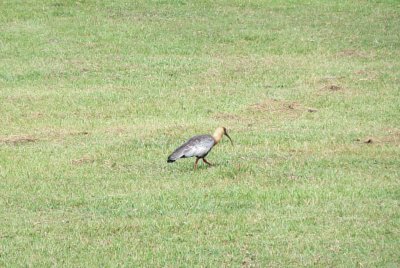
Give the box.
[212,127,225,144]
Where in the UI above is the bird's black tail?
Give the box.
[167,158,175,163]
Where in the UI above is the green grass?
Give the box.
[1,0,399,266]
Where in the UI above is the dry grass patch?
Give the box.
[248,98,306,119]
[353,70,378,81]
[0,129,91,145]
[104,126,129,136]
[35,128,89,140]
[71,155,95,165]
[337,49,373,59]
[0,135,38,145]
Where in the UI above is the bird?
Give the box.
[167,127,233,170]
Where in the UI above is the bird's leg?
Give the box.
[194,158,200,170]
[202,158,213,166]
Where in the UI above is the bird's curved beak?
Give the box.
[224,132,233,146]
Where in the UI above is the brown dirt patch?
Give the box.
[0,135,38,145]
[320,84,343,92]
[364,138,374,144]
[356,130,400,146]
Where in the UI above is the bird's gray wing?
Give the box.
[168,135,214,161]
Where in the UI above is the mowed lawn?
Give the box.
[1,0,399,266]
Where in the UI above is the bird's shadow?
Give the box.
[196,163,217,170]
[180,162,219,172]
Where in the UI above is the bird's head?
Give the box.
[213,127,233,145]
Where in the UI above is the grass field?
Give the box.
[1,0,399,266]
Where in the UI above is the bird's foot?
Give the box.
[202,158,213,166]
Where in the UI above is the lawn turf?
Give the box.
[0,0,399,266]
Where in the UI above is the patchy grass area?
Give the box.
[1,0,399,266]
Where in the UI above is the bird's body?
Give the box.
[167,134,215,162]
[167,127,233,169]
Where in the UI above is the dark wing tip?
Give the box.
[167,158,175,163]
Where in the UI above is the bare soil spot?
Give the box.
[72,131,89,136]
[0,135,38,145]
[321,84,343,92]
[356,131,400,146]
[364,138,373,144]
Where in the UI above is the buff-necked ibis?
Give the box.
[167,127,233,170]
